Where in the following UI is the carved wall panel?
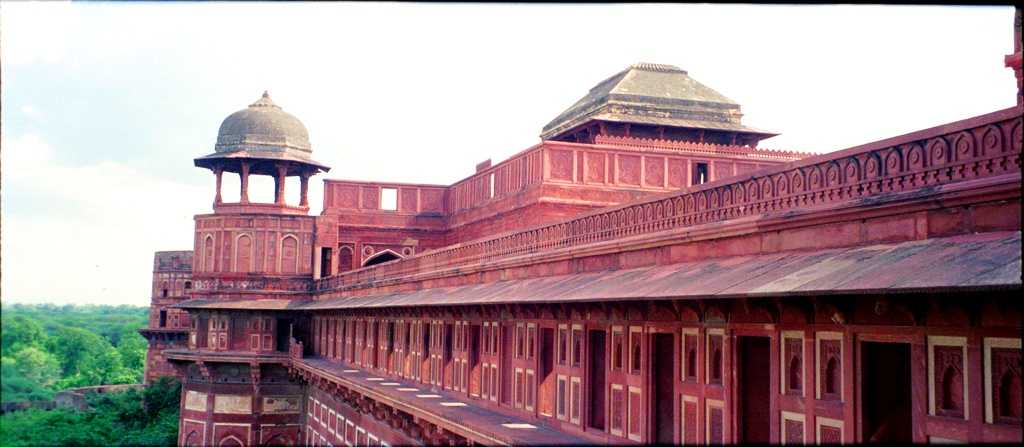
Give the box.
[214,394,252,415]
[682,395,698,444]
[184,390,207,411]
[783,334,803,395]
[817,332,843,401]
[985,337,1022,425]
[586,152,606,184]
[619,155,641,186]
[645,156,665,187]
[781,411,805,445]
[707,400,725,445]
[549,149,574,181]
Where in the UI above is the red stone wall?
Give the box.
[143,336,186,383]
[178,363,304,446]
[143,251,193,384]
[295,291,1021,444]
[304,383,416,446]
[192,214,315,277]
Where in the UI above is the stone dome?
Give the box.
[214,91,312,157]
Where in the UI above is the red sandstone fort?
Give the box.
[139,11,1023,446]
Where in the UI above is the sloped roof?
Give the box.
[304,231,1021,310]
[172,232,1020,312]
[541,63,777,140]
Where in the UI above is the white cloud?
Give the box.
[1,133,206,305]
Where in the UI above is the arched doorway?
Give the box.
[363,249,402,267]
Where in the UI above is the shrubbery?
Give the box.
[0,377,182,447]
[1,304,149,402]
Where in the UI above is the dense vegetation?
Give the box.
[0,377,181,447]
[1,303,149,402]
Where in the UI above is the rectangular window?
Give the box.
[610,384,625,436]
[612,326,624,370]
[482,324,491,355]
[557,375,568,420]
[380,187,397,211]
[694,162,709,185]
[570,376,582,425]
[490,364,499,402]
[628,386,642,441]
[515,368,524,408]
[515,324,525,359]
[526,324,536,360]
[525,370,536,411]
[629,326,642,375]
[491,323,499,356]
[571,326,583,368]
[482,361,491,397]
[558,325,569,365]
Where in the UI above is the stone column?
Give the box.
[275,164,287,205]
[213,168,223,205]
[240,162,250,204]
[299,173,310,207]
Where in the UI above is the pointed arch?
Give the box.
[218,435,243,447]
[363,249,403,267]
[789,356,802,392]
[233,233,253,273]
[999,369,1021,418]
[280,234,299,274]
[941,365,962,410]
[183,430,201,447]
[338,245,354,273]
[203,234,215,272]
[825,357,839,394]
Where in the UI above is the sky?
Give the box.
[0,2,1017,306]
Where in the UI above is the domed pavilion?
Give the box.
[194,91,330,213]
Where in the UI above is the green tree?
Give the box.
[46,326,108,377]
[116,327,148,374]
[1,356,54,402]
[0,316,47,355]
[12,347,61,388]
[0,378,181,446]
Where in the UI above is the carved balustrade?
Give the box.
[593,134,811,160]
[194,276,313,293]
[315,108,1022,292]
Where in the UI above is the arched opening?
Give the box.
[940,365,961,411]
[711,348,722,382]
[280,235,298,274]
[203,235,215,272]
[338,246,353,273]
[234,234,252,273]
[183,431,200,447]
[999,369,1022,419]
[184,281,192,290]
[363,249,402,267]
[825,357,839,394]
[687,348,697,379]
[218,435,243,447]
[789,355,802,391]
